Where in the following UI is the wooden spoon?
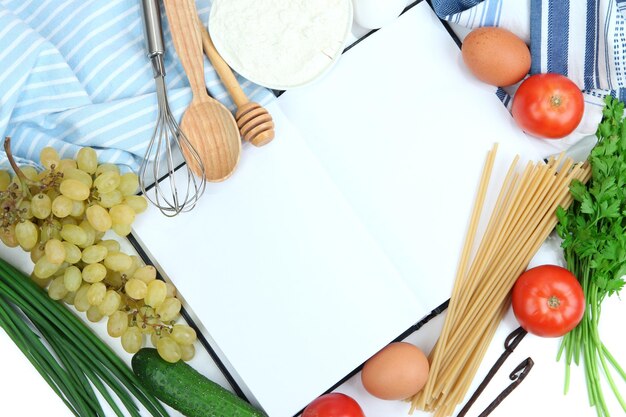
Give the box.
[163,0,240,182]
[198,17,275,147]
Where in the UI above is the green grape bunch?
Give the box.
[0,137,196,363]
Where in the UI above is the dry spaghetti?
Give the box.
[410,145,591,416]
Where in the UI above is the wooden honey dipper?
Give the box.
[198,18,275,147]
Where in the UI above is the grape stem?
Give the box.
[3,137,29,184]
[130,305,173,335]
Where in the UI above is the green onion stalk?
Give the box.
[0,256,169,417]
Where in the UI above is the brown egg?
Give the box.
[462,27,531,87]
[361,342,430,400]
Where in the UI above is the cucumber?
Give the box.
[132,348,267,417]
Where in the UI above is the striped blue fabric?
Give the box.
[546,0,569,76]
[434,0,532,49]
[584,1,598,90]
[431,0,483,17]
[432,0,626,151]
[0,0,274,170]
[530,0,543,74]
[435,0,626,97]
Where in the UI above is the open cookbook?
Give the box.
[132,3,555,416]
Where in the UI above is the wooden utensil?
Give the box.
[163,0,240,182]
[198,18,275,147]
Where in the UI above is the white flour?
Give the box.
[209,0,352,89]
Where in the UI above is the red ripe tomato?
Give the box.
[302,393,365,417]
[512,265,585,337]
[511,73,584,139]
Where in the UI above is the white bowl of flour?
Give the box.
[208,0,353,90]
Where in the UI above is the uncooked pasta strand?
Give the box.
[419,145,498,404]
[434,164,551,385]
[437,164,588,399]
[443,159,575,354]
[444,301,509,407]
[410,149,591,416]
[446,157,520,329]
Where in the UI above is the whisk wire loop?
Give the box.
[139,75,206,217]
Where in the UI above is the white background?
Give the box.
[2,1,626,417]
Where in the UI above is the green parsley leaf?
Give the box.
[558,95,626,417]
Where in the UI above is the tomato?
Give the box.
[512,265,585,337]
[511,73,584,139]
[302,393,365,417]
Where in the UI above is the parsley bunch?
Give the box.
[556,95,626,417]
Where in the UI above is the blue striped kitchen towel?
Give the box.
[432,0,626,154]
[0,0,274,170]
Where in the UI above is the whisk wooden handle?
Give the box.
[198,17,275,147]
[163,0,206,98]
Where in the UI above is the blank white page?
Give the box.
[279,2,548,304]
[132,102,421,417]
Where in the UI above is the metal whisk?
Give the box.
[139,0,206,216]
